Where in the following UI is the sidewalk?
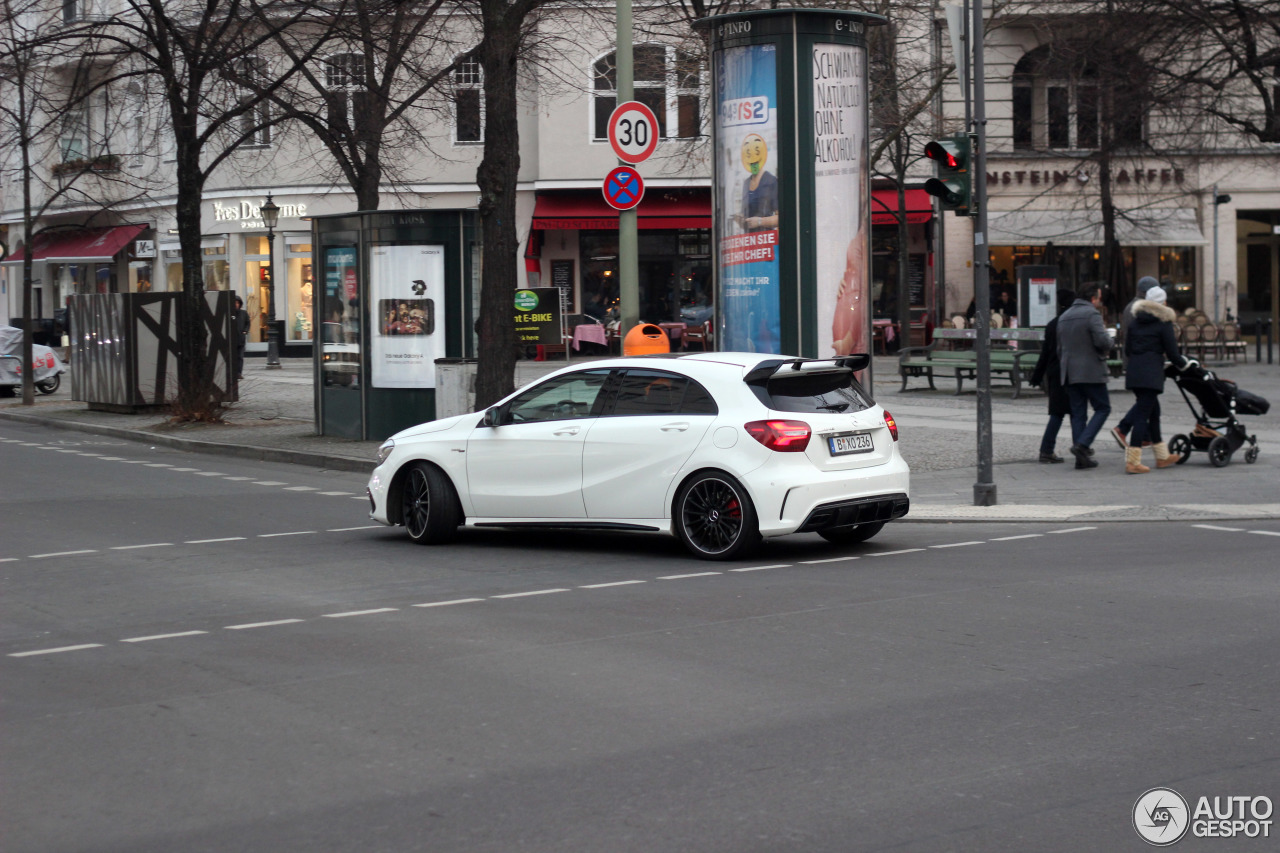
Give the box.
[3,354,1278,523]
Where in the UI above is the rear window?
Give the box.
[761,370,873,414]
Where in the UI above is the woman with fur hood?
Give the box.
[1121,285,1193,473]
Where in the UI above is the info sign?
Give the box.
[603,166,645,211]
[513,287,562,346]
[607,101,660,164]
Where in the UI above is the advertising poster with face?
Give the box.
[715,43,781,353]
[370,245,446,388]
[812,42,869,358]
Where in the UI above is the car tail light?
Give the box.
[883,410,899,441]
[745,419,811,452]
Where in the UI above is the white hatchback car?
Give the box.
[367,352,909,560]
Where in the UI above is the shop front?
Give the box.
[870,188,934,347]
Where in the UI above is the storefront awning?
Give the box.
[532,192,710,230]
[871,189,933,225]
[4,224,147,264]
[988,208,1208,247]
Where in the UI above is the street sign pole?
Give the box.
[972,0,995,506]
[616,0,638,333]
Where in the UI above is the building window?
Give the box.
[238,55,272,146]
[453,56,484,143]
[63,0,80,23]
[1012,46,1142,152]
[592,45,703,142]
[60,107,89,162]
[325,53,368,130]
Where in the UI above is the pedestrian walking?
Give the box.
[1109,275,1160,447]
[1029,288,1077,463]
[1057,284,1113,469]
[1119,285,1192,473]
[232,295,250,380]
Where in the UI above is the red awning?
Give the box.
[532,192,710,230]
[871,189,933,225]
[6,224,146,263]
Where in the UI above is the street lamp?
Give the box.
[261,193,281,368]
[1212,186,1231,322]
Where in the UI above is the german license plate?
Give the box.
[828,432,874,456]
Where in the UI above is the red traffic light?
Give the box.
[924,140,962,170]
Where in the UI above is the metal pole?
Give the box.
[265,208,281,369]
[1212,183,1219,322]
[616,0,639,334]
[972,0,995,506]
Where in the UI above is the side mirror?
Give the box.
[481,406,501,427]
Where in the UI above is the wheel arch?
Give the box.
[386,458,464,526]
[668,465,756,521]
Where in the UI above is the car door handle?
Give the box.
[553,426,581,436]
[660,422,690,432]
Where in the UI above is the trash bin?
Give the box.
[623,323,670,356]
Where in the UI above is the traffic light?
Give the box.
[923,134,973,216]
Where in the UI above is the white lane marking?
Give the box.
[413,598,485,607]
[223,476,255,481]
[54,449,80,453]
[992,534,1043,541]
[110,543,173,551]
[258,531,315,538]
[170,467,199,472]
[326,525,383,532]
[491,589,571,599]
[1193,524,1246,532]
[225,618,305,630]
[184,537,246,544]
[123,460,149,464]
[120,630,208,643]
[144,463,173,468]
[580,580,647,589]
[284,486,319,491]
[9,644,104,657]
[97,456,124,460]
[30,550,97,559]
[800,556,860,564]
[1049,526,1097,534]
[321,608,398,618]
[930,541,985,548]
[0,558,18,563]
[729,564,791,572]
[866,548,925,557]
[320,491,354,496]
[1249,530,1280,537]
[253,481,288,486]
[194,472,226,477]
[350,497,368,501]
[659,572,722,580]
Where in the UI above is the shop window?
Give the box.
[243,234,272,343]
[592,45,703,142]
[1011,45,1143,152]
[325,53,369,131]
[285,238,314,342]
[579,229,711,326]
[453,56,484,143]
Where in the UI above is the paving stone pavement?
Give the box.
[3,352,1278,523]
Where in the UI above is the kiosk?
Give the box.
[313,210,477,440]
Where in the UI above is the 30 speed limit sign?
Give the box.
[607,101,659,164]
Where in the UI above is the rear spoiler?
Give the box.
[743,354,871,385]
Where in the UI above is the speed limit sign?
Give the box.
[607,101,660,164]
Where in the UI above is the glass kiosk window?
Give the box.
[322,245,360,388]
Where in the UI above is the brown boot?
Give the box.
[1153,442,1181,468]
[1125,446,1150,474]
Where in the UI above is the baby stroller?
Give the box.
[1165,361,1269,467]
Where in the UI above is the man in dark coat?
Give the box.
[1029,289,1077,462]
[1056,283,1113,468]
[1120,285,1192,472]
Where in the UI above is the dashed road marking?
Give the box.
[223,476,255,481]
[659,572,722,580]
[326,525,382,532]
[284,486,319,491]
[1049,526,1097,534]
[194,472,226,477]
[253,481,288,486]
[120,630,208,643]
[144,463,173,468]
[258,531,315,538]
[492,589,571,599]
[169,467,199,472]
[930,541,984,548]
[30,550,97,559]
[413,598,485,607]
[580,580,647,589]
[9,644,104,657]
[110,543,173,551]
[1193,524,1245,532]
[225,619,305,630]
[992,534,1043,541]
[800,556,859,564]
[320,491,354,496]
[322,608,398,618]
[185,537,247,544]
[867,548,925,557]
[729,564,790,572]
[1249,530,1280,537]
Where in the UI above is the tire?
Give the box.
[401,462,462,544]
[818,522,886,546]
[1168,433,1191,464]
[674,471,760,561]
[36,375,60,395]
[1208,436,1232,468]
[1244,445,1259,464]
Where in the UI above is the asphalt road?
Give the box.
[3,420,1278,853]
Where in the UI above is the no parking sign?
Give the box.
[602,166,645,211]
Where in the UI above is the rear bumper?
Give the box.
[748,453,910,537]
[796,493,910,533]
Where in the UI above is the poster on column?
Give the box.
[370,244,446,388]
[715,43,781,354]
[812,42,869,359]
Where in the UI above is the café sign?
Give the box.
[211,199,308,228]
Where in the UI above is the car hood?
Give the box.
[393,412,478,440]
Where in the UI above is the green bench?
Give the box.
[898,327,1121,397]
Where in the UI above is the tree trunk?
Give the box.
[473,11,520,410]
[172,140,214,420]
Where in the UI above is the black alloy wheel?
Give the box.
[674,471,759,560]
[818,521,885,545]
[402,462,462,544]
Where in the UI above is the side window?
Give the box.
[505,371,609,423]
[609,369,718,416]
